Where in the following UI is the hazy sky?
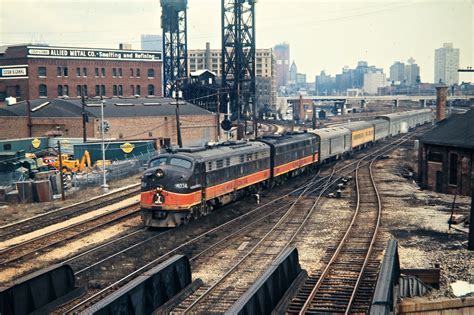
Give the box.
[1,0,473,82]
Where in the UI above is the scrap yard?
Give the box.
[0,0,473,314]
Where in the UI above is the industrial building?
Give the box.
[418,109,474,196]
[0,97,218,148]
[0,44,163,101]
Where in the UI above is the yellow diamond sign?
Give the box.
[31,138,41,149]
[121,142,134,154]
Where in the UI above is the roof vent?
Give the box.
[115,103,135,106]
[143,102,161,106]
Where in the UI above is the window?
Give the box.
[58,85,63,96]
[216,160,224,168]
[118,85,123,96]
[130,68,134,77]
[113,85,118,96]
[112,68,117,77]
[76,67,81,77]
[136,85,141,96]
[148,69,155,78]
[95,68,99,76]
[101,68,105,76]
[83,85,88,96]
[101,85,105,96]
[131,85,135,96]
[57,66,62,76]
[83,67,87,76]
[77,85,82,97]
[136,68,140,77]
[4,144,12,150]
[428,151,443,163]
[39,84,47,97]
[63,85,69,96]
[15,85,20,97]
[449,153,458,186]
[118,68,122,77]
[63,67,68,76]
[95,85,100,96]
[170,158,192,169]
[148,84,155,96]
[149,157,168,168]
[38,66,46,77]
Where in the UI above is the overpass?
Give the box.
[285,95,473,103]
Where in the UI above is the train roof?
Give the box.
[308,126,350,140]
[258,132,316,146]
[341,120,374,131]
[377,109,432,121]
[166,141,269,162]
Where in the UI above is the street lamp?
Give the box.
[100,98,108,192]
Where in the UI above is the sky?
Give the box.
[0,0,473,83]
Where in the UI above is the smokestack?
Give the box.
[205,42,211,69]
[436,85,448,121]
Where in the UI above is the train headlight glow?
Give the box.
[156,185,163,192]
[156,169,164,178]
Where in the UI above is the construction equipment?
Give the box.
[52,150,91,173]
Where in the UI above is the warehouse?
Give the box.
[0,97,218,148]
[418,109,474,196]
[0,44,162,101]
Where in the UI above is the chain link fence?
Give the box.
[70,151,160,189]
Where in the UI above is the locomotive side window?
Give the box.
[170,158,192,169]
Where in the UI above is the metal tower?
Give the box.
[221,0,256,119]
[161,0,188,97]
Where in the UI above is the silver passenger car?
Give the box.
[309,126,351,162]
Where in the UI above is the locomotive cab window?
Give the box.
[149,157,167,168]
[170,157,192,169]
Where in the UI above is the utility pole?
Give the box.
[81,89,87,143]
[57,141,66,201]
[312,103,317,130]
[174,80,183,148]
[100,98,108,192]
[237,82,242,140]
[253,98,257,139]
[26,100,32,137]
[216,89,221,140]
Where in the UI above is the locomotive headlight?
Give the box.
[156,185,163,192]
[156,169,164,178]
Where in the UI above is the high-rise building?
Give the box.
[141,34,163,52]
[187,44,276,110]
[289,61,297,85]
[315,71,334,95]
[274,42,290,88]
[390,61,405,83]
[434,43,460,85]
[363,72,386,95]
[404,57,420,86]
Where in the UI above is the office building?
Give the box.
[274,42,290,88]
[434,43,460,85]
[141,34,163,52]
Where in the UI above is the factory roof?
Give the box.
[0,97,212,118]
[420,109,474,149]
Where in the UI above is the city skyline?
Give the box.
[0,0,472,83]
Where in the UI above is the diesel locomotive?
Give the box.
[141,109,432,227]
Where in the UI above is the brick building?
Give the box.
[418,109,474,196]
[0,97,218,148]
[0,45,162,101]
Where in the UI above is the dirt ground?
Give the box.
[375,143,473,299]
[0,174,141,226]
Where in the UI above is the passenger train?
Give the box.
[141,109,432,227]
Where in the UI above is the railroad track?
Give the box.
[288,156,382,314]
[0,183,141,242]
[59,127,431,314]
[0,203,140,268]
